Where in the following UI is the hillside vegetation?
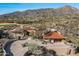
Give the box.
[0,5,79,47]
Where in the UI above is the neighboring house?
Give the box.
[23,27,37,36]
[9,26,37,39]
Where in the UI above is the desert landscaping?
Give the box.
[0,5,79,56]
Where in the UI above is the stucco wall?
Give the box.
[44,42,75,56]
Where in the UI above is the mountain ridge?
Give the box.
[1,5,79,16]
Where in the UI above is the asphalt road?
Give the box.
[3,40,15,56]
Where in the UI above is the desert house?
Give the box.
[43,29,76,55]
[43,29,65,43]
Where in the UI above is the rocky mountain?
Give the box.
[0,5,79,21]
[55,5,79,15]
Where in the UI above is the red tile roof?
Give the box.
[24,27,37,32]
[43,31,64,39]
[26,29,36,33]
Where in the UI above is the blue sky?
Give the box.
[0,3,79,15]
